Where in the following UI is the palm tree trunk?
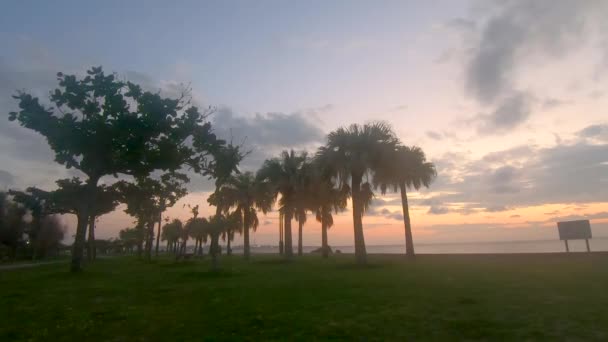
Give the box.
[155,213,162,257]
[284,211,293,258]
[279,218,284,255]
[351,174,367,265]
[321,210,329,259]
[298,220,303,256]
[243,211,250,260]
[87,214,96,261]
[210,206,221,270]
[399,182,415,258]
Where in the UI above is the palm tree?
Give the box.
[307,159,349,258]
[294,160,314,256]
[257,150,308,259]
[374,145,436,257]
[317,122,398,265]
[187,217,209,256]
[221,210,243,256]
[216,172,273,259]
[160,220,181,254]
[204,213,235,270]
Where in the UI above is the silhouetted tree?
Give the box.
[8,67,223,272]
[35,215,66,258]
[221,210,243,256]
[187,216,209,256]
[118,227,139,254]
[87,186,120,261]
[118,172,187,262]
[9,189,46,259]
[161,219,183,255]
[257,150,308,259]
[317,122,398,265]
[374,145,436,257]
[214,172,273,259]
[206,145,244,269]
[307,159,349,258]
[0,193,26,259]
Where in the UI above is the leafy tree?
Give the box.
[118,172,188,261]
[118,227,139,254]
[317,122,398,265]
[373,145,436,257]
[0,193,26,259]
[11,178,119,260]
[257,150,308,259]
[35,215,66,258]
[7,66,223,272]
[214,172,273,259]
[86,185,120,260]
[9,189,46,259]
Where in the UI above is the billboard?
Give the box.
[557,220,592,240]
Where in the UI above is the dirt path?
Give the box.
[0,260,64,271]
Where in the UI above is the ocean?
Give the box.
[231,237,608,255]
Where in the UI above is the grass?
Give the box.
[1,253,608,341]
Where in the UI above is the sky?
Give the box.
[1,0,607,247]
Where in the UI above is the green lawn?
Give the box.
[1,253,607,341]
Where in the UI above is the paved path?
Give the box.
[0,260,65,271]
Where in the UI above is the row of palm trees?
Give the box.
[156,122,436,265]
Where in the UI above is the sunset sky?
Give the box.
[1,0,607,247]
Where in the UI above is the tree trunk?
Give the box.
[227,235,232,256]
[145,221,154,262]
[351,174,367,265]
[71,211,89,272]
[243,210,250,260]
[155,213,162,257]
[279,220,284,255]
[87,214,96,261]
[298,219,303,256]
[321,210,329,259]
[137,224,144,259]
[71,176,98,272]
[399,183,415,258]
[209,206,222,270]
[284,210,293,258]
[198,239,204,256]
[210,234,220,270]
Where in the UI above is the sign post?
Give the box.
[557,220,592,253]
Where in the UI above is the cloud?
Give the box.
[475,91,533,134]
[426,131,443,140]
[578,123,608,142]
[465,1,606,104]
[366,206,403,221]
[485,205,510,212]
[0,170,15,188]
[428,206,450,215]
[212,107,325,149]
[211,106,326,173]
[425,140,608,211]
[542,98,570,109]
